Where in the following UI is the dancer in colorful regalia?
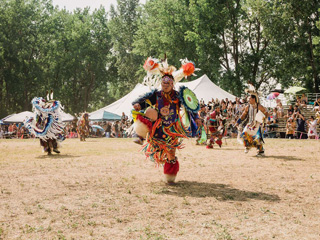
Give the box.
[195,104,207,145]
[24,91,65,155]
[206,106,225,149]
[132,57,202,183]
[235,85,268,156]
[77,112,90,141]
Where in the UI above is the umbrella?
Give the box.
[89,110,121,121]
[266,92,280,100]
[270,89,284,93]
[91,125,105,133]
[284,86,306,94]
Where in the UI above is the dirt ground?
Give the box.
[0,138,319,240]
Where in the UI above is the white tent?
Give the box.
[90,84,150,117]
[3,111,75,123]
[3,111,34,123]
[91,74,236,117]
[60,112,76,122]
[176,74,236,103]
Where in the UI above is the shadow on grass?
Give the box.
[155,181,280,202]
[35,154,81,159]
[261,155,304,161]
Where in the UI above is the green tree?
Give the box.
[257,0,320,92]
[187,0,275,95]
[0,0,51,116]
[133,0,198,73]
[43,7,113,113]
[108,0,143,98]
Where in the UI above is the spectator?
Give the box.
[270,107,278,124]
[293,105,300,116]
[277,101,284,118]
[121,112,127,122]
[286,118,295,139]
[221,101,227,115]
[295,96,302,108]
[0,127,4,139]
[294,112,307,139]
[215,98,220,108]
[105,122,111,138]
[307,116,318,139]
[286,105,294,119]
[207,101,214,112]
[316,109,320,123]
[112,121,120,138]
[314,97,320,111]
[300,93,308,109]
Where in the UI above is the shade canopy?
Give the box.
[61,112,76,122]
[89,110,121,121]
[284,86,306,94]
[3,111,34,123]
[3,111,75,123]
[90,74,236,118]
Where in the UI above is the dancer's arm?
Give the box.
[258,104,269,118]
[132,90,157,111]
[234,105,249,127]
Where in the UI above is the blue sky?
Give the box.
[52,0,146,12]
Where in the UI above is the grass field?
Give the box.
[0,138,319,240]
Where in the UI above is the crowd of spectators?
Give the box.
[0,112,134,139]
[1,96,320,140]
[60,112,134,139]
[198,95,320,140]
[0,123,29,139]
[282,96,320,139]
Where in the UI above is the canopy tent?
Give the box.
[61,112,76,122]
[90,84,150,117]
[3,111,75,123]
[284,86,306,94]
[91,74,236,117]
[3,111,34,123]
[89,110,121,121]
[176,74,236,103]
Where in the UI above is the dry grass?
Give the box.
[0,138,319,240]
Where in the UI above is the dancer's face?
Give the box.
[249,96,256,105]
[161,76,173,93]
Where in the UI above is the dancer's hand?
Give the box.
[196,118,202,127]
[133,103,141,111]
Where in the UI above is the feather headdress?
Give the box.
[245,83,260,103]
[142,56,200,88]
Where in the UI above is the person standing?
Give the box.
[307,116,318,139]
[293,111,307,139]
[235,85,268,156]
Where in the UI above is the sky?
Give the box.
[51,0,146,13]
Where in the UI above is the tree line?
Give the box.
[0,0,319,118]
